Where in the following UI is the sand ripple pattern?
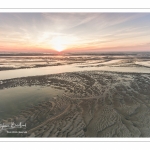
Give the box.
[0,71,150,137]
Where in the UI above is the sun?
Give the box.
[52,43,65,52]
[51,36,66,52]
[50,35,78,52]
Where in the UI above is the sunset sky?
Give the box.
[0,13,150,53]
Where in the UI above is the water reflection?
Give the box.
[0,86,64,120]
[0,64,150,80]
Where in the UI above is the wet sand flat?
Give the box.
[0,71,150,137]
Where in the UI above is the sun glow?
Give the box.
[50,35,78,52]
[51,36,67,52]
[53,43,65,52]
